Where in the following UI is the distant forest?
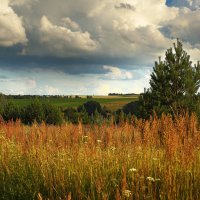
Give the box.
[0,94,92,99]
[108,93,139,96]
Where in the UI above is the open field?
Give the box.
[0,113,200,199]
[10,95,139,111]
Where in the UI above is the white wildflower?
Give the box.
[97,140,102,143]
[128,168,137,173]
[147,177,155,182]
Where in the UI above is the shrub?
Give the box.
[123,101,141,118]
[63,107,79,124]
[78,100,102,116]
[1,101,20,122]
[43,102,63,125]
[22,99,44,124]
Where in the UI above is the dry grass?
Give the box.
[0,113,200,199]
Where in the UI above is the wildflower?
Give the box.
[128,168,137,173]
[123,189,132,198]
[97,140,102,143]
[147,177,155,182]
[155,178,161,181]
[152,157,158,161]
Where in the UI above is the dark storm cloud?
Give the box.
[0,52,142,75]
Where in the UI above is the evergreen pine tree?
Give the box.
[141,39,200,116]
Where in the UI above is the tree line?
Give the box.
[0,94,93,99]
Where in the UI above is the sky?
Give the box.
[0,0,200,95]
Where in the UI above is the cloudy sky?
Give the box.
[0,0,200,95]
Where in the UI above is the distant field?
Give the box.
[11,95,139,111]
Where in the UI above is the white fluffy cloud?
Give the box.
[39,16,98,56]
[184,43,200,63]
[0,0,27,47]
[103,65,133,80]
[61,17,81,31]
[85,0,179,59]
[89,0,178,26]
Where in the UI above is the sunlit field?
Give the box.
[11,95,138,112]
[0,113,200,199]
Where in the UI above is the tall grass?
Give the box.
[0,113,200,199]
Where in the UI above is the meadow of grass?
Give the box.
[11,95,138,111]
[0,113,200,199]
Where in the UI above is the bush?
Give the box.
[76,101,113,124]
[78,100,102,116]
[43,102,63,125]
[63,107,79,124]
[22,99,44,125]
[123,101,141,118]
[1,101,20,122]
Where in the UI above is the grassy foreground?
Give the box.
[0,114,200,199]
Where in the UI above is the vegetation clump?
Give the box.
[0,98,63,125]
